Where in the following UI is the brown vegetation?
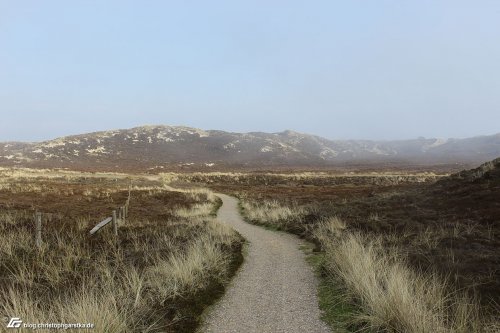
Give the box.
[0,169,243,332]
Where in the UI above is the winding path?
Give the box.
[200,194,331,333]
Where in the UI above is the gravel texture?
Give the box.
[200,194,331,333]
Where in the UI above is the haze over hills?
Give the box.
[0,125,499,171]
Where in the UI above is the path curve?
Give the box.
[200,194,330,333]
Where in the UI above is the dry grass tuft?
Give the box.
[320,230,486,333]
[239,199,307,230]
[174,203,214,218]
[145,222,234,301]
[312,216,346,244]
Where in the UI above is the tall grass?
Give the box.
[239,199,307,230]
[145,224,233,300]
[240,199,493,332]
[321,231,483,332]
[0,190,242,332]
[174,203,214,218]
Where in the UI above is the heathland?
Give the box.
[0,168,242,332]
[1,158,499,332]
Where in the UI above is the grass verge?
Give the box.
[306,252,359,333]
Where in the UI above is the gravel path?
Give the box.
[200,194,331,333]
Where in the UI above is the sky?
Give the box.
[1,1,499,142]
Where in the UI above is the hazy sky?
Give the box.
[1,1,499,142]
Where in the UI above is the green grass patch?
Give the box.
[306,252,362,333]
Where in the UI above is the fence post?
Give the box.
[35,212,42,249]
[112,210,118,236]
[124,205,128,218]
[121,207,125,223]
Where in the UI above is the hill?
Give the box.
[0,125,499,171]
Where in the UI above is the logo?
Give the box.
[6,317,22,328]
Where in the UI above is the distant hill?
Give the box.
[0,125,499,171]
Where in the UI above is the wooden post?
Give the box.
[112,210,118,236]
[120,207,125,223]
[124,205,128,218]
[35,212,42,249]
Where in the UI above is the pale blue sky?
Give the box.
[1,1,499,142]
